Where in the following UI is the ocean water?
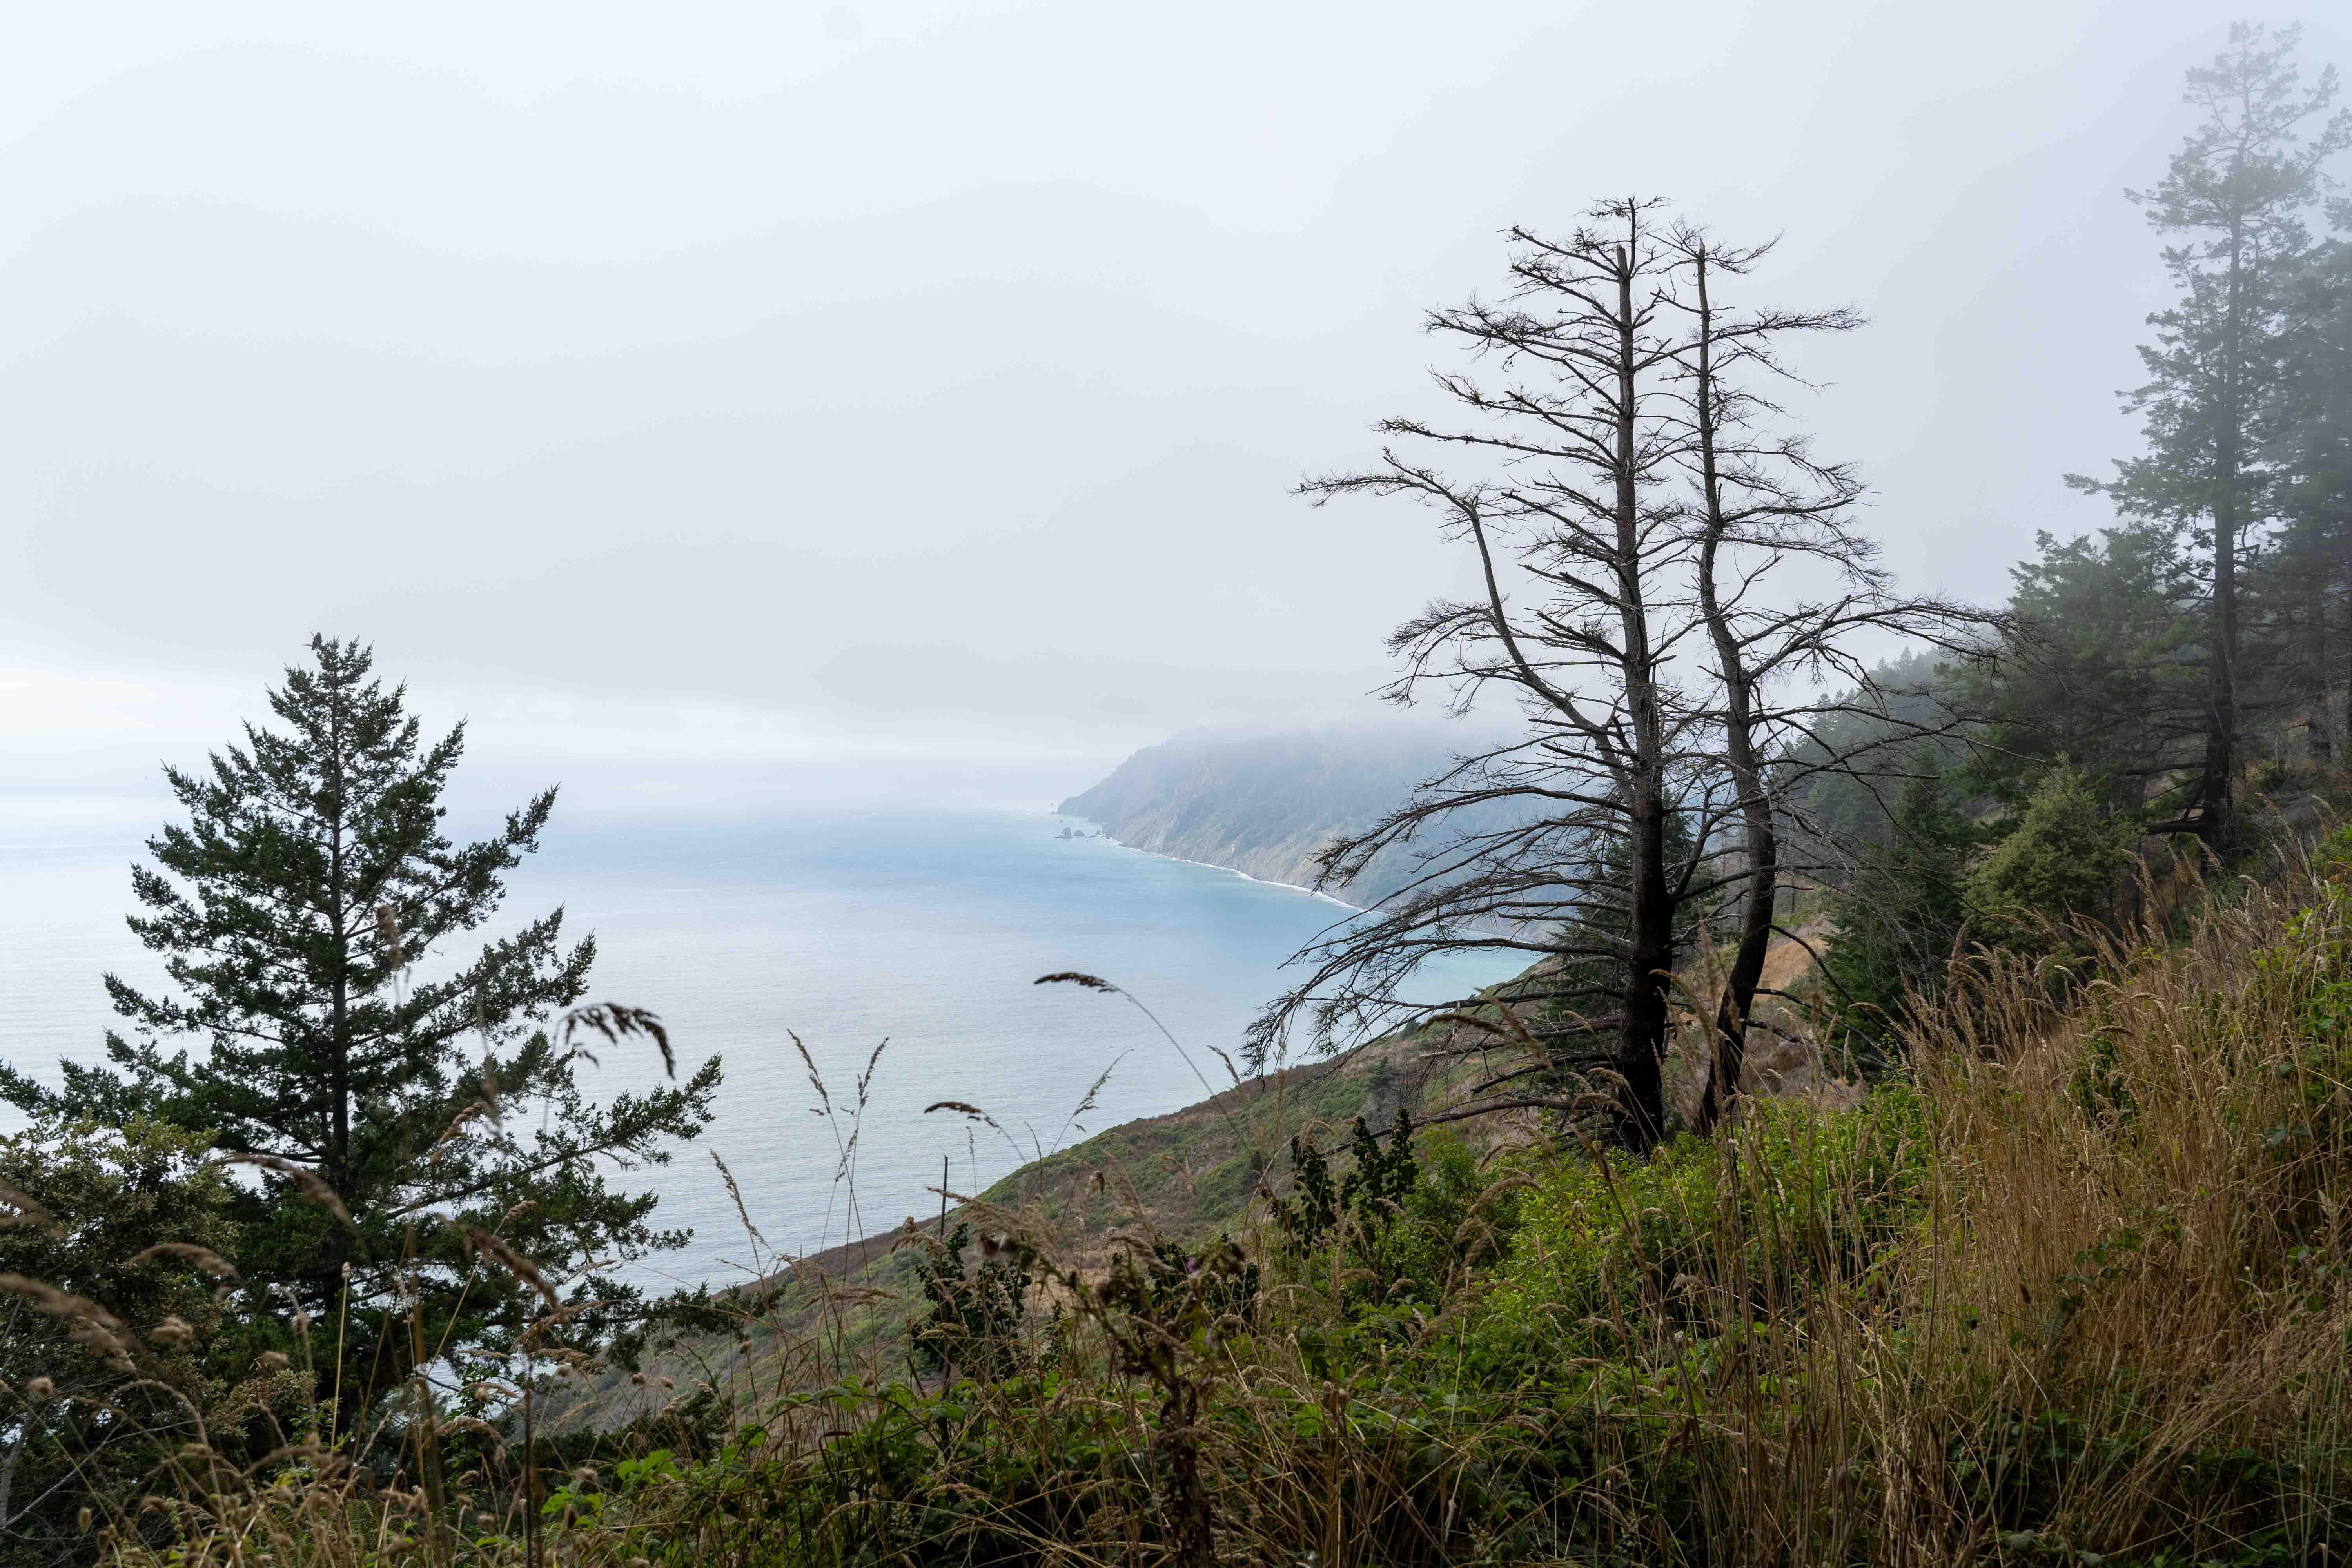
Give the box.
[0,800,1522,1290]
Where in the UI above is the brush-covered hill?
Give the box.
[548,919,1849,1437]
[1059,722,1517,906]
[543,1009,1538,1436]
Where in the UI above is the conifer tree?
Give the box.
[1254,201,1704,1150]
[1967,762,2138,947]
[1255,202,1978,1147]
[2070,23,2350,851]
[1973,522,2201,808]
[2265,235,2352,756]
[1822,767,1973,1069]
[1,638,719,1408]
[1664,224,1980,1131]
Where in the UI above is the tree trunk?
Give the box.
[2310,566,2334,760]
[325,682,353,1282]
[2200,212,2248,854]
[0,1416,24,1535]
[2202,486,2240,847]
[1697,765,1773,1135]
[1609,234,1670,1151]
[1615,781,1673,1151]
[1686,246,1775,1137]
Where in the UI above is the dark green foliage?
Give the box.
[2265,237,2352,759]
[1271,1111,1423,1318]
[2065,23,2351,848]
[1967,763,2139,948]
[1272,1111,1531,1328]
[1824,766,1976,1064]
[911,1223,1033,1379]
[1098,1236,1259,1336]
[1271,1110,1416,1257]
[1391,1127,1525,1286]
[1790,651,1969,851]
[0,1118,262,1564]
[2070,1028,2137,1128]
[1475,1090,1929,1366]
[2077,23,2348,530]
[0,638,720,1425]
[1085,1236,1265,1564]
[1952,1408,2351,1560]
[1965,525,2201,814]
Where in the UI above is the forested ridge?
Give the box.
[7,22,2352,1566]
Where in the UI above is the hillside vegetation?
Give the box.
[69,828,2352,1567]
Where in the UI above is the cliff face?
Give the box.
[1058,725,1489,906]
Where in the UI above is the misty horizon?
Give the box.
[7,2,2338,806]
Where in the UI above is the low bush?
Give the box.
[1472,1086,1927,1368]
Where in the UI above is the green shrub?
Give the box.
[1272,1112,1530,1319]
[910,1222,1033,1379]
[1824,766,1975,1068]
[1969,762,2138,946]
[1472,1088,1927,1370]
[0,1117,296,1564]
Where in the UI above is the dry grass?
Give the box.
[1889,857,2352,1553]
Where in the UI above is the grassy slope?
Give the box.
[551,927,1857,1434]
[561,849,2350,1559]
[546,1018,1532,1432]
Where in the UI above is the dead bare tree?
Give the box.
[1252,203,1993,1153]
[1663,225,1989,1132]
[1249,199,1723,1152]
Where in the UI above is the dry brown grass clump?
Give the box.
[1884,859,2352,1553]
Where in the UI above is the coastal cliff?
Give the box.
[1058,724,1496,906]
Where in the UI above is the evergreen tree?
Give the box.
[1664,223,1979,1131]
[0,1118,249,1562]
[1257,201,1708,1151]
[0,638,719,1416]
[2069,22,2351,852]
[1970,522,2201,813]
[1967,762,2138,949]
[2264,234,2352,757]
[1257,202,1965,1150]
[1822,767,1973,1069]
[1783,650,1967,851]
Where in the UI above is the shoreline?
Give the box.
[1051,813,1367,915]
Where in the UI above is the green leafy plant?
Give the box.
[910,1223,1033,1380]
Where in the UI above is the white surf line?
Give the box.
[1051,817,1368,913]
[1141,848,1367,912]
[1110,841,1524,956]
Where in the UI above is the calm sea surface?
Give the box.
[0,801,1519,1289]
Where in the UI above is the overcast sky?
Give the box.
[3,2,2346,807]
